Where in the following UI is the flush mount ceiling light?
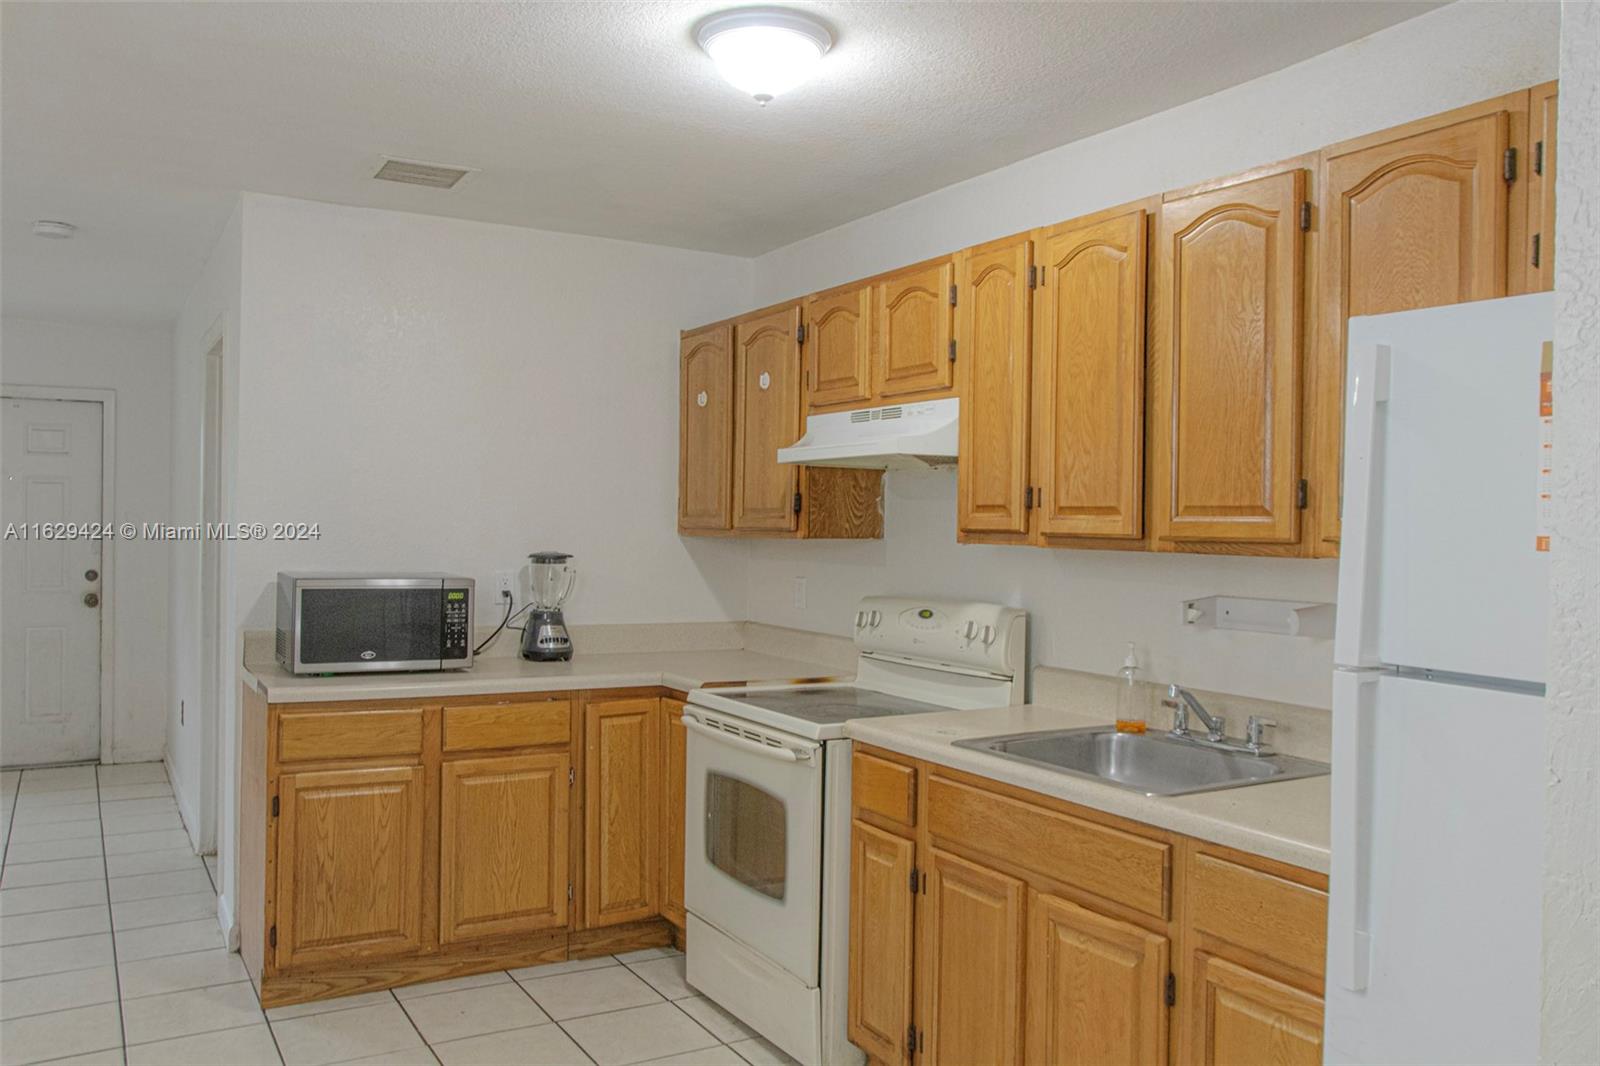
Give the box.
[696,7,833,105]
[32,220,77,239]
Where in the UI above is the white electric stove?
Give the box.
[683,597,1027,1066]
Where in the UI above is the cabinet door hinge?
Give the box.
[793,492,803,516]
[269,925,277,949]
[1299,201,1312,231]
[568,767,575,786]
[1296,478,1309,510]
[906,1024,917,1058]
[1504,147,1517,183]
[1532,233,1542,268]
[1024,485,1034,510]
[796,323,806,345]
[1534,140,1545,176]
[909,866,919,894]
[949,283,958,307]
[948,339,957,363]
[271,795,279,817]
[1027,264,1038,289]
[1165,972,1176,1007]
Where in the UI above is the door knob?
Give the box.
[83,592,99,607]
[84,569,99,582]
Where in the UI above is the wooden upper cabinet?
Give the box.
[733,306,803,531]
[679,325,733,532]
[1150,167,1307,547]
[1034,208,1149,540]
[1026,890,1168,1066]
[660,698,688,929]
[274,765,427,970]
[848,820,916,1064]
[919,848,1025,1066]
[957,236,1033,539]
[583,697,660,927]
[1528,82,1558,293]
[805,285,873,411]
[875,259,956,399]
[439,753,569,944]
[1190,954,1324,1066]
[1314,109,1512,550]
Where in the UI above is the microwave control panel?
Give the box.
[443,589,471,659]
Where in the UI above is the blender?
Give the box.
[520,552,576,661]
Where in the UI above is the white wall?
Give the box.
[1,315,173,761]
[741,0,1559,709]
[1541,3,1599,1061]
[169,201,243,861]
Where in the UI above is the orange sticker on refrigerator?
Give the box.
[1537,341,1553,552]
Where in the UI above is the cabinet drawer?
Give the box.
[853,751,916,829]
[927,773,1170,919]
[1188,850,1327,978]
[443,699,571,752]
[276,707,423,763]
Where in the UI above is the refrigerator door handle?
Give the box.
[1330,667,1382,991]
[1334,343,1391,667]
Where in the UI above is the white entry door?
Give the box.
[2,397,105,766]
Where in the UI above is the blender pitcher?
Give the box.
[521,552,575,661]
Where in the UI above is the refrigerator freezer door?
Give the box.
[1324,674,1543,1065]
[1335,293,1553,684]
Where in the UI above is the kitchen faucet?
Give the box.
[1162,684,1277,755]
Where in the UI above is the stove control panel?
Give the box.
[853,596,1026,678]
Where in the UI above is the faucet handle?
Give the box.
[1246,716,1277,750]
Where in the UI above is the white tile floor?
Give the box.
[0,764,799,1066]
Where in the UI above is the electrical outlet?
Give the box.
[792,576,806,610]
[495,571,516,600]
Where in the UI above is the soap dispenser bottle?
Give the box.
[1115,642,1147,734]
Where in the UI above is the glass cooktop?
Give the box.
[711,687,950,726]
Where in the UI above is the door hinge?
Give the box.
[1534,140,1545,176]
[949,283,957,307]
[793,492,803,516]
[1296,478,1309,510]
[1024,485,1034,510]
[271,795,279,817]
[906,1024,917,1057]
[1027,264,1038,289]
[1532,233,1542,268]
[269,925,277,949]
[1299,201,1312,231]
[1504,147,1517,183]
[568,767,575,786]
[796,323,806,345]
[909,866,919,894]
[1165,972,1176,1007]
[948,339,957,363]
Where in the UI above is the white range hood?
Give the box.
[776,397,958,469]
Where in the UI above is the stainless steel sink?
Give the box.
[952,727,1329,796]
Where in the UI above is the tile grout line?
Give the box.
[94,764,132,1065]
[507,964,599,1065]
[386,987,444,1066]
[1,770,21,870]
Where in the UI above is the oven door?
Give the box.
[683,706,823,987]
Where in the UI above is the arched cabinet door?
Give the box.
[1149,167,1307,547]
[874,259,955,400]
[732,305,802,532]
[678,324,733,532]
[805,284,872,411]
[957,235,1034,539]
[1315,110,1511,550]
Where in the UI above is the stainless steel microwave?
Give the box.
[275,573,474,674]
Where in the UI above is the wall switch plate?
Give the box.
[792,576,806,610]
[495,571,516,599]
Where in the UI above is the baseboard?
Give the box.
[217,891,239,952]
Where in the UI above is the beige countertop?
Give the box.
[845,703,1330,874]
[242,649,846,704]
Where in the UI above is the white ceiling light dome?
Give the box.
[696,7,833,105]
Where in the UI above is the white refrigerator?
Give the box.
[1325,293,1552,1064]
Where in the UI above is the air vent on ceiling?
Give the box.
[373,158,473,189]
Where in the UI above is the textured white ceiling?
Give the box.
[1,1,1440,325]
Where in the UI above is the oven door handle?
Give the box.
[681,715,816,763]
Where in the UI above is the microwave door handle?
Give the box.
[681,716,814,763]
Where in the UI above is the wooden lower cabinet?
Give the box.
[1189,954,1323,1066]
[848,747,1327,1066]
[439,753,569,944]
[274,765,428,970]
[849,820,917,1064]
[1027,891,1168,1066]
[583,696,660,927]
[919,849,1025,1066]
